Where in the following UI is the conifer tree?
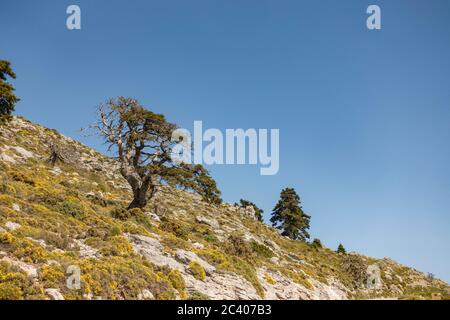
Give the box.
[270,187,310,240]
[0,60,19,119]
[337,243,346,254]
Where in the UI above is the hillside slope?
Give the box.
[0,117,448,300]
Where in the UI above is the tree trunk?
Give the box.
[128,186,149,209]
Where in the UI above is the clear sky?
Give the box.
[2,0,450,282]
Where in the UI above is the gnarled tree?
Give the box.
[92,97,221,209]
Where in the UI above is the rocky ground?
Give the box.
[0,117,449,300]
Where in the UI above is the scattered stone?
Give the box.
[49,166,62,175]
[45,288,65,300]
[270,256,279,264]
[12,203,21,212]
[192,242,204,250]
[145,212,161,222]
[138,289,154,300]
[5,221,21,231]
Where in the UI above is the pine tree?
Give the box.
[270,187,311,240]
[0,60,19,119]
[337,243,346,254]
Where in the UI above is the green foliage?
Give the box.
[168,269,186,293]
[223,235,253,260]
[188,291,210,300]
[0,282,23,300]
[311,238,323,249]
[0,60,19,120]
[250,241,274,259]
[337,243,346,254]
[56,200,85,219]
[10,171,35,186]
[159,217,190,239]
[270,187,311,241]
[190,165,222,205]
[236,199,264,222]
[188,261,206,281]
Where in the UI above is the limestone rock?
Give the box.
[196,216,220,229]
[5,221,21,231]
[175,249,216,275]
[127,234,184,271]
[73,239,99,258]
[45,288,65,300]
[138,289,154,300]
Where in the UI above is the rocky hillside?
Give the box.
[0,117,449,300]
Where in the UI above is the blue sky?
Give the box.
[2,0,450,282]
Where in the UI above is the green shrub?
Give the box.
[188,291,210,300]
[9,171,35,186]
[0,282,23,300]
[250,241,274,258]
[223,235,253,260]
[311,238,323,249]
[160,218,190,239]
[56,200,85,219]
[188,261,206,281]
[168,269,185,292]
[110,206,131,221]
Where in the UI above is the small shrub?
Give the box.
[223,235,253,260]
[39,265,65,287]
[110,206,131,221]
[250,241,274,258]
[264,273,276,285]
[110,226,122,237]
[160,218,190,240]
[56,200,85,219]
[188,291,210,300]
[0,182,15,195]
[9,171,35,186]
[188,261,206,281]
[0,232,13,244]
[96,236,134,257]
[168,269,185,293]
[0,282,23,300]
[311,238,323,249]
